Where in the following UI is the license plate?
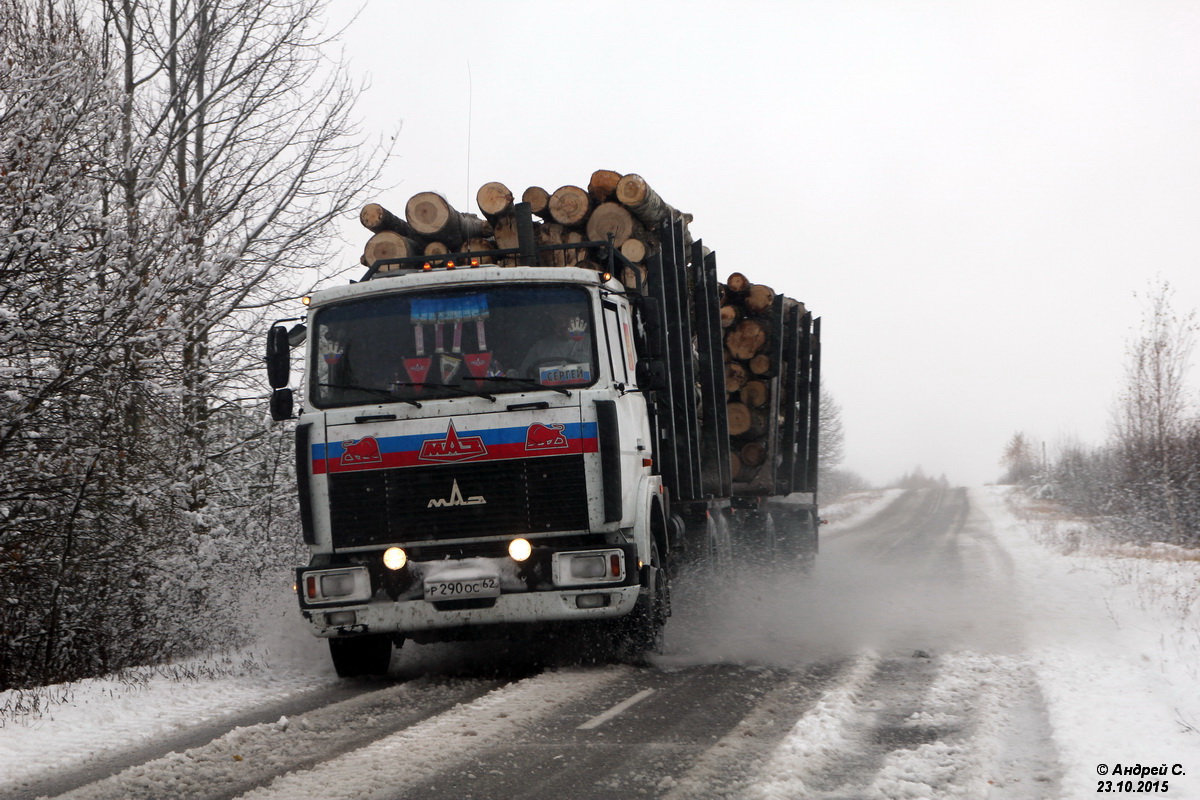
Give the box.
[424,576,500,602]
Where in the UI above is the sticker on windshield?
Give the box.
[538,362,592,386]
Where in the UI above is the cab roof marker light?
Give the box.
[301,295,311,306]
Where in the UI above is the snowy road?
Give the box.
[5,486,1200,799]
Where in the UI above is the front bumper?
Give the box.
[296,541,643,638]
[301,584,641,637]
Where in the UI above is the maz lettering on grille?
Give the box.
[427,478,486,508]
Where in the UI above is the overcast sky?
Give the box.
[321,0,1200,488]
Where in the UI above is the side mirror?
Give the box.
[638,297,663,359]
[636,358,668,392]
[269,388,294,421]
[266,325,291,389]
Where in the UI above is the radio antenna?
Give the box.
[465,59,473,208]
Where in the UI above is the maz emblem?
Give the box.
[427,478,486,508]
[419,421,488,462]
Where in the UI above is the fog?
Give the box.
[667,491,1025,664]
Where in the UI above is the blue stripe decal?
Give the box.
[313,422,598,460]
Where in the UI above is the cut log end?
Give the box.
[548,185,592,227]
[620,237,648,264]
[585,201,635,247]
[364,231,421,269]
[740,441,768,468]
[745,283,776,314]
[748,353,772,376]
[460,237,496,265]
[726,272,751,294]
[405,191,453,235]
[620,262,648,290]
[492,215,519,250]
[476,181,514,219]
[727,401,752,437]
[615,173,650,207]
[726,319,769,360]
[725,362,749,393]
[522,186,550,218]
[740,379,769,409]
[360,202,413,237]
[588,169,623,203]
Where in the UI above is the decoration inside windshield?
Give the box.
[313,286,595,406]
[412,294,489,356]
[566,316,586,340]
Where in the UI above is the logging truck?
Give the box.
[265,174,821,677]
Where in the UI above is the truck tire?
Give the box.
[622,542,669,662]
[775,508,817,571]
[775,507,818,572]
[328,634,394,678]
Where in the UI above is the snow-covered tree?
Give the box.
[999,431,1040,485]
[0,0,389,689]
[1112,280,1196,542]
[1042,281,1200,546]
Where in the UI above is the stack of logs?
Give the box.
[359,173,792,486]
[359,170,692,289]
[722,271,792,483]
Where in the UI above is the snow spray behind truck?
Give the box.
[265,174,821,676]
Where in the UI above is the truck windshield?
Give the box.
[312,285,597,407]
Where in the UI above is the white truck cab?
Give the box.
[277,266,670,675]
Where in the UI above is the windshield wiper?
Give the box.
[317,382,422,408]
[474,376,572,397]
[391,381,497,402]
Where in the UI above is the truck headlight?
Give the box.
[570,555,606,579]
[301,566,371,604]
[551,550,626,587]
[383,547,407,570]
[324,573,360,596]
[508,538,533,562]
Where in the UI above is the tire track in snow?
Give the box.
[42,676,506,800]
[657,654,878,800]
[392,661,857,800]
[4,680,371,800]
[750,650,1061,800]
[864,652,1060,799]
[230,666,632,800]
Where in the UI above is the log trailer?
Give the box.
[265,186,821,677]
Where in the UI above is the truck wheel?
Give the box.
[623,542,669,662]
[328,634,394,678]
[776,508,817,572]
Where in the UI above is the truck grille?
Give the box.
[327,455,588,548]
